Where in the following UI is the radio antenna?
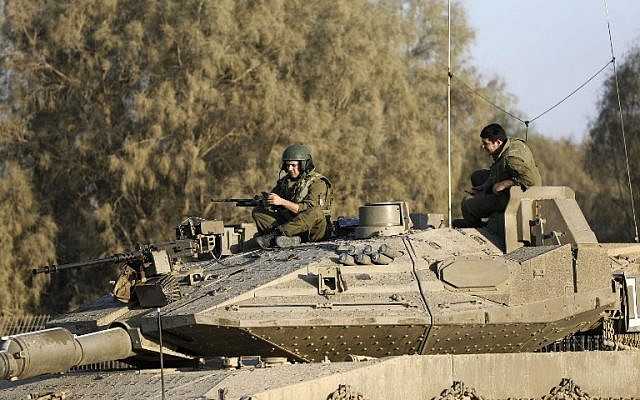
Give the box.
[447,0,453,227]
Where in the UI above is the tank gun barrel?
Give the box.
[0,327,134,380]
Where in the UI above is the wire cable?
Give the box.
[528,59,613,124]
[403,236,432,354]
[451,71,527,125]
[603,0,639,242]
[448,58,613,140]
[157,308,167,400]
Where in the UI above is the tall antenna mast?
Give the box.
[602,0,639,242]
[447,0,452,227]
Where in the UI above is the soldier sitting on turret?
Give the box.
[455,123,542,228]
[253,144,333,248]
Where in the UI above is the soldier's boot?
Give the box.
[256,232,278,249]
[275,235,302,248]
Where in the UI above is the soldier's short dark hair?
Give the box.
[480,123,507,141]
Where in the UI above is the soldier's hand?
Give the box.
[492,180,514,194]
[267,193,284,206]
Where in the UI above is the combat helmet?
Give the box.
[281,144,314,173]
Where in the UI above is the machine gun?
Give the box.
[31,217,258,307]
[32,239,199,307]
[211,192,270,208]
[31,217,244,307]
[31,240,200,276]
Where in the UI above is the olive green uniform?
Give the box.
[462,138,542,226]
[252,171,332,241]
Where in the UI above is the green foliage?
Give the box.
[0,158,56,314]
[584,46,640,242]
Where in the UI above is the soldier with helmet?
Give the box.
[253,144,333,248]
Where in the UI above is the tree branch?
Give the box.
[199,129,248,158]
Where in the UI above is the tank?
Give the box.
[2,186,640,384]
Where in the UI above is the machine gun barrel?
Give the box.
[31,239,201,276]
[32,251,143,275]
[0,327,135,380]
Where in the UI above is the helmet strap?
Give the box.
[305,159,314,172]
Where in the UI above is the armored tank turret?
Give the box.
[2,186,639,382]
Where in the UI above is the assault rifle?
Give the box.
[211,192,270,208]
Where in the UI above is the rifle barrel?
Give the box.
[211,198,253,203]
